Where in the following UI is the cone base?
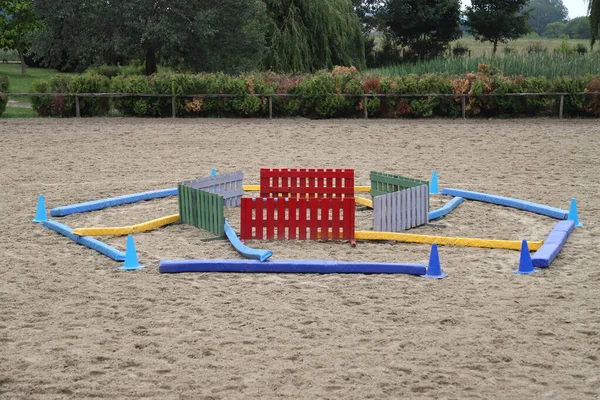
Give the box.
[513,269,538,275]
[575,222,582,227]
[421,273,448,279]
[119,264,146,271]
[32,218,47,223]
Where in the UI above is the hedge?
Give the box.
[30,65,600,118]
[0,75,9,117]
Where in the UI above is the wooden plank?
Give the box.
[344,198,356,241]
[321,198,329,241]
[403,189,410,230]
[331,197,341,240]
[265,197,275,240]
[410,188,418,228]
[277,197,286,240]
[394,191,400,232]
[385,193,394,232]
[240,198,251,239]
[255,198,264,240]
[288,197,297,240]
[298,198,307,240]
[374,196,381,231]
[309,198,319,240]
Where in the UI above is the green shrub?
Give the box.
[575,43,588,55]
[0,75,8,117]
[68,74,111,116]
[31,76,74,117]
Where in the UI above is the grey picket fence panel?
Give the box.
[180,170,244,208]
[373,184,428,232]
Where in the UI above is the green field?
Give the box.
[451,36,592,56]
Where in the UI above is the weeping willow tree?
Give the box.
[263,0,366,72]
[590,0,599,48]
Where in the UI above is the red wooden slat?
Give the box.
[277,198,286,240]
[240,198,253,240]
[309,198,319,240]
[255,198,264,240]
[316,168,324,198]
[320,197,329,241]
[266,198,275,240]
[298,198,307,240]
[288,197,297,240]
[331,197,341,240]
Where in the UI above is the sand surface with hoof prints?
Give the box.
[1,118,599,399]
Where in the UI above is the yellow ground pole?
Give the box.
[354,231,542,251]
[243,185,371,193]
[72,214,180,237]
[355,197,374,208]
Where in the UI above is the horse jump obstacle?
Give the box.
[370,171,429,201]
[242,169,356,245]
[181,170,244,207]
[374,184,429,231]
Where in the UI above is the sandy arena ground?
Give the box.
[1,118,599,399]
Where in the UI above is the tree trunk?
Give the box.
[145,48,157,76]
[17,42,27,76]
[492,40,498,56]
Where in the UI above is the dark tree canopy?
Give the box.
[263,0,365,72]
[381,0,462,60]
[465,0,532,55]
[31,0,267,74]
[590,0,599,47]
[526,0,568,35]
[565,16,591,39]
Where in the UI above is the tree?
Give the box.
[32,0,267,75]
[526,0,568,35]
[565,16,591,39]
[263,0,365,72]
[544,21,567,37]
[381,0,462,60]
[0,0,40,76]
[588,0,599,47]
[465,0,532,55]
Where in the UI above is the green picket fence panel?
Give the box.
[370,171,429,210]
[178,183,225,236]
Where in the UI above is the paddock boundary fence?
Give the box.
[2,92,600,119]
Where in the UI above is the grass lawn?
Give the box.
[452,36,592,56]
[0,63,67,106]
[1,106,37,119]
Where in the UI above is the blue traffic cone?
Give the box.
[567,198,582,227]
[422,243,447,279]
[120,234,145,271]
[430,170,439,195]
[32,194,48,223]
[211,168,217,177]
[514,240,538,275]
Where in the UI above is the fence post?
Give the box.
[75,95,80,118]
[461,95,466,120]
[171,96,176,118]
[559,94,564,119]
[364,96,368,119]
[269,95,273,119]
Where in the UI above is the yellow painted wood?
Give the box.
[355,231,542,251]
[72,214,180,237]
[243,185,371,193]
[355,197,373,208]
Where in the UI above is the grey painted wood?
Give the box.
[181,170,244,208]
[373,185,428,232]
[401,189,407,231]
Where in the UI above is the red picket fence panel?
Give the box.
[260,168,355,199]
[240,197,356,245]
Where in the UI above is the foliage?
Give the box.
[370,52,600,79]
[526,0,568,35]
[0,0,40,76]
[452,42,471,57]
[565,17,591,39]
[544,21,567,38]
[28,67,600,119]
[0,74,9,116]
[263,0,365,72]
[32,0,267,75]
[465,0,532,55]
[590,0,599,48]
[380,0,462,60]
